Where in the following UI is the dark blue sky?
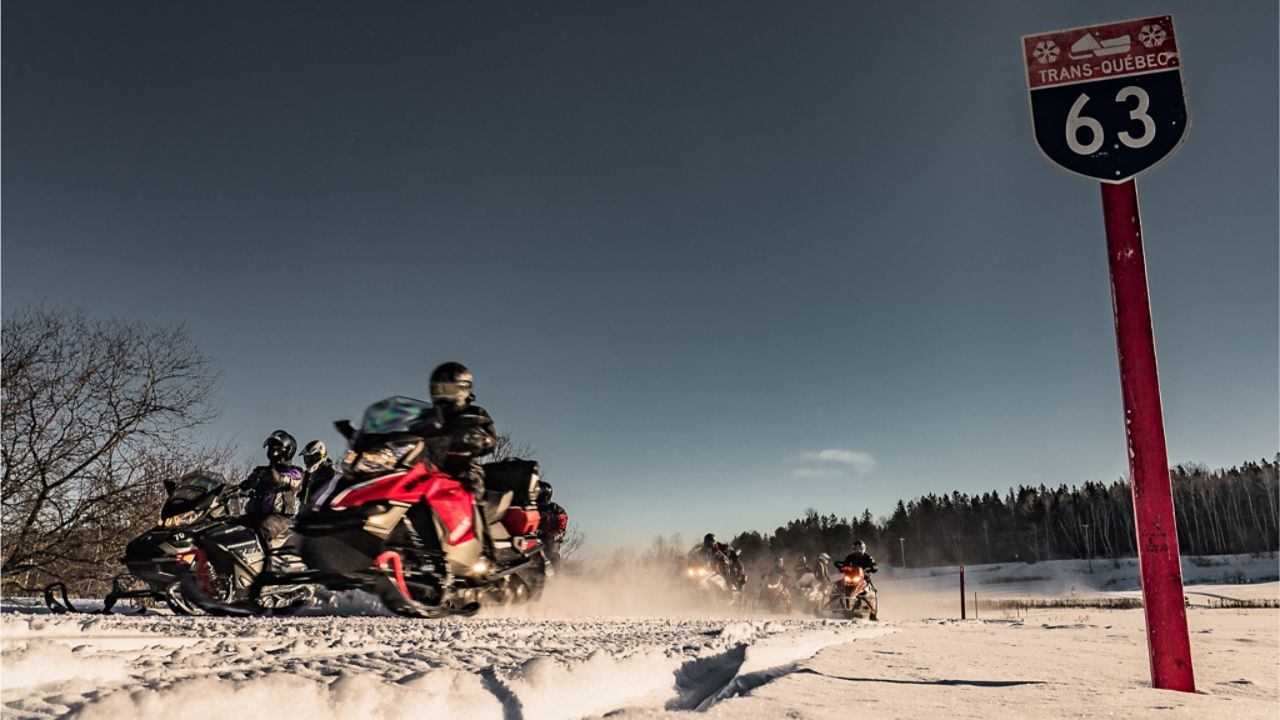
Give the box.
[4,1,1276,553]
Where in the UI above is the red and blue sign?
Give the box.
[1023,16,1188,182]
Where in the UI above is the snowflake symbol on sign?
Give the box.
[1138,24,1167,48]
[1032,40,1060,64]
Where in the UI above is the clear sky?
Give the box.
[4,1,1276,554]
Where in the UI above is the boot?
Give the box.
[474,502,498,566]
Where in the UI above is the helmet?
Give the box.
[264,430,297,464]
[797,554,808,565]
[430,362,474,409]
[775,557,786,569]
[852,540,866,554]
[818,552,831,563]
[537,481,553,505]
[302,440,326,469]
[703,533,717,548]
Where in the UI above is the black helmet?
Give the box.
[302,440,326,469]
[703,533,717,547]
[537,481,553,505]
[264,430,297,464]
[852,540,866,554]
[430,362,474,409]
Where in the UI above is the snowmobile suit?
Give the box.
[299,458,336,508]
[840,551,878,574]
[810,557,833,584]
[438,403,496,496]
[537,499,568,566]
[238,465,303,545]
[701,541,745,590]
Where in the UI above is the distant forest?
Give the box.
[729,457,1279,568]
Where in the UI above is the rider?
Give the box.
[535,481,568,567]
[765,557,790,588]
[813,552,834,586]
[429,362,496,497]
[299,440,336,508]
[841,540,879,575]
[839,540,878,621]
[792,554,812,584]
[237,430,304,546]
[700,534,746,590]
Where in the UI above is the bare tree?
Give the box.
[559,524,585,561]
[490,430,536,462]
[2,306,228,596]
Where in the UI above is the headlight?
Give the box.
[161,510,199,528]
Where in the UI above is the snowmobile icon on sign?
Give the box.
[1022,15,1188,183]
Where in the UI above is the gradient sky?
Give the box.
[4,1,1276,555]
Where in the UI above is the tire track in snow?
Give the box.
[666,624,898,712]
[3,610,892,719]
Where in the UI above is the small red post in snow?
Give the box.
[1102,180,1195,692]
[959,565,966,619]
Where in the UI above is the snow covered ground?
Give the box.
[3,554,1276,719]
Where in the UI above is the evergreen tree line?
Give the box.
[728,457,1279,569]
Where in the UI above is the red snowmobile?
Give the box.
[823,564,878,620]
[757,576,794,614]
[292,396,548,618]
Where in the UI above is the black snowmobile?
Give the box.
[44,470,309,615]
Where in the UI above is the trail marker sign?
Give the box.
[1021,15,1195,694]
[1023,15,1188,182]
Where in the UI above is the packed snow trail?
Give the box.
[0,609,893,720]
[5,557,1275,719]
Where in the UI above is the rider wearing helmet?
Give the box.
[840,540,878,574]
[237,430,304,545]
[299,440,336,508]
[429,362,497,496]
[701,533,726,560]
[698,533,746,591]
[535,481,569,567]
[792,554,811,584]
[814,552,834,585]
[765,556,789,586]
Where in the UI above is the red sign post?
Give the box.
[1022,16,1194,692]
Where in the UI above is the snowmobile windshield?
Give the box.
[359,396,442,436]
[163,473,225,517]
[171,474,224,502]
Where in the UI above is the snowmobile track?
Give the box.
[0,609,890,720]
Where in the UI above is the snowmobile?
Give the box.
[822,564,878,620]
[163,477,315,615]
[682,548,746,607]
[43,472,223,615]
[756,576,794,614]
[292,396,549,618]
[44,471,310,615]
[792,570,829,615]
